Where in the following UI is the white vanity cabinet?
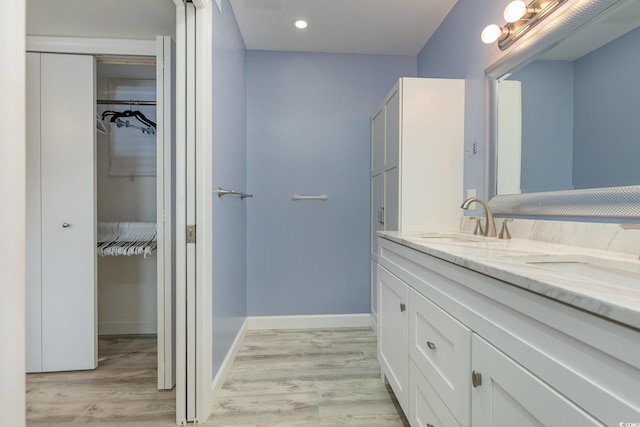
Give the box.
[377,236,640,426]
[370,78,464,331]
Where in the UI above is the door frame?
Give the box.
[26,35,176,387]
[173,0,214,422]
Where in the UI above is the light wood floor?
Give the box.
[27,328,408,426]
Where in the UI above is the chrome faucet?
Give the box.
[461,197,497,237]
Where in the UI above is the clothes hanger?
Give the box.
[101,110,156,130]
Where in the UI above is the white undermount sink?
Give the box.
[510,254,640,290]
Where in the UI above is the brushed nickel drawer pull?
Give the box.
[472,370,482,388]
[400,303,406,312]
[426,341,437,350]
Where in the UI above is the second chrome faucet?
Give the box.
[461,197,497,237]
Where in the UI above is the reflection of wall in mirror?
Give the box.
[497,80,522,195]
[573,25,640,189]
[508,61,574,193]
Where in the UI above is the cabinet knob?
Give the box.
[426,341,437,350]
[400,303,406,312]
[472,370,483,388]
[62,222,71,228]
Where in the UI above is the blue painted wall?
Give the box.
[211,0,247,378]
[418,0,640,199]
[509,61,574,192]
[417,0,508,203]
[246,51,416,316]
[573,26,640,189]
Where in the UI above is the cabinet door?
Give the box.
[371,173,384,256]
[40,53,97,372]
[409,288,471,427]
[377,265,409,414]
[472,335,604,427]
[384,86,400,168]
[384,166,399,231]
[371,108,384,175]
[370,259,378,324]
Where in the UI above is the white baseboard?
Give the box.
[370,315,378,337]
[247,313,372,330]
[98,320,157,335]
[210,318,249,403]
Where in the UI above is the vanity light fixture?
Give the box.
[482,0,568,50]
[294,19,308,29]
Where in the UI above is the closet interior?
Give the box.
[96,57,159,339]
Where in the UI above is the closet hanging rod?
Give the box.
[97,99,156,106]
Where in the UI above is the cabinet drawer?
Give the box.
[409,288,471,427]
[410,360,461,427]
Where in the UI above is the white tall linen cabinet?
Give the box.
[26,52,97,372]
[370,78,465,330]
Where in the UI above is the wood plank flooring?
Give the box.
[210,328,409,426]
[27,328,408,426]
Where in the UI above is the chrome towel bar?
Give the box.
[291,195,328,201]
[217,187,253,199]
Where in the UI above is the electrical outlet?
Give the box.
[467,189,477,210]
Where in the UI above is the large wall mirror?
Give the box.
[487,0,640,218]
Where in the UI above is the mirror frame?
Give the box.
[486,0,640,218]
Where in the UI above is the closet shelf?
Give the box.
[97,221,157,258]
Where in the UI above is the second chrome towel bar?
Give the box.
[291,194,328,201]
[217,187,253,199]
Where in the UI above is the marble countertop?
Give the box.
[379,231,640,331]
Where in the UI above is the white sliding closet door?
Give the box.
[26,52,97,372]
[157,35,177,390]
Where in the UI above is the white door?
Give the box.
[175,0,214,422]
[156,35,177,390]
[40,53,97,372]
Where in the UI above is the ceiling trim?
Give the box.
[26,36,156,56]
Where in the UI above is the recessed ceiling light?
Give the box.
[294,19,308,29]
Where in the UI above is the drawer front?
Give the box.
[409,360,461,427]
[409,288,471,427]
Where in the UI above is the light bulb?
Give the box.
[481,24,503,44]
[503,0,527,23]
[294,19,308,29]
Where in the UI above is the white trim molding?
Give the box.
[247,313,373,330]
[26,36,156,56]
[210,319,249,402]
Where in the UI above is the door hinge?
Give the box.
[186,224,196,244]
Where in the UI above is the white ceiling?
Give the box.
[26,0,457,57]
[229,0,459,55]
